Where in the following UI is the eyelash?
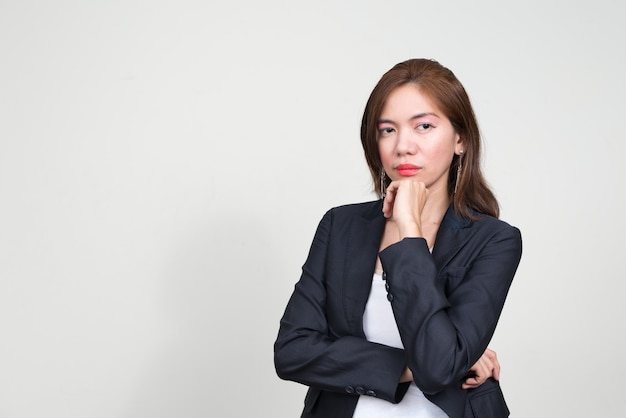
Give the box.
[378,124,435,136]
[417,123,433,131]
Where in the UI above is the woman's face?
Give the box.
[377,84,462,196]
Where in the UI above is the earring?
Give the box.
[454,150,464,194]
[380,170,387,198]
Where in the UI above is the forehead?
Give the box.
[380,84,444,118]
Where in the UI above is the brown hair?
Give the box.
[360,58,499,219]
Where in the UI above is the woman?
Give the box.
[274,59,522,418]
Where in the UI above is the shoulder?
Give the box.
[466,212,523,257]
[313,200,384,240]
[322,200,382,222]
[327,199,381,215]
[446,207,522,248]
[475,213,521,240]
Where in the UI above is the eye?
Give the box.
[417,123,434,131]
[378,126,396,137]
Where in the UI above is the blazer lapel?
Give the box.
[343,201,386,336]
[432,205,474,272]
[339,203,475,335]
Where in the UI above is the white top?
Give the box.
[352,273,448,418]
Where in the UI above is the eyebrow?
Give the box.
[377,112,440,124]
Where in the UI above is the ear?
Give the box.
[454,133,464,155]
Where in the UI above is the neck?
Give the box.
[418,187,450,249]
[421,188,451,227]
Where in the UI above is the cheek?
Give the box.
[378,143,391,166]
[424,144,456,171]
[428,137,457,161]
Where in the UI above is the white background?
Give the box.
[1,1,624,417]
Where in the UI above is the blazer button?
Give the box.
[366,390,376,397]
[387,293,394,302]
[355,387,365,395]
[345,386,355,394]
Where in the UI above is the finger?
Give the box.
[464,375,480,389]
[492,356,500,381]
[469,358,489,385]
[382,188,396,218]
[480,354,494,369]
[484,349,500,380]
[474,361,488,384]
[462,378,480,389]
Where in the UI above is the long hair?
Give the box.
[360,58,499,219]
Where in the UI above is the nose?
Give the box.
[395,127,417,155]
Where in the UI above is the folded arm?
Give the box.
[380,226,521,394]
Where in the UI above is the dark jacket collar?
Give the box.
[344,201,386,335]
[432,204,474,271]
[354,199,477,282]
[344,200,475,334]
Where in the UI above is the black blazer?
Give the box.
[274,200,522,418]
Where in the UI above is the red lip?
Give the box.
[396,164,421,176]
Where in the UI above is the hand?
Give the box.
[382,180,429,238]
[462,348,500,389]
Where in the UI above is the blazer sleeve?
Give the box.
[379,223,522,395]
[274,208,410,403]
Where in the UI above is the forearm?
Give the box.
[380,229,521,394]
[275,329,409,402]
[274,209,411,403]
